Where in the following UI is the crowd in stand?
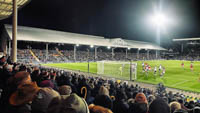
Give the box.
[1,55,200,113]
[17,49,160,63]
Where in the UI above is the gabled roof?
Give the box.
[5,24,166,50]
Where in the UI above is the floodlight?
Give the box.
[76,44,79,47]
[128,48,130,50]
[90,45,94,48]
[107,46,111,49]
[151,13,167,27]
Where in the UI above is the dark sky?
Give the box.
[1,0,200,47]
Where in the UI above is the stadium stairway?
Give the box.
[29,49,40,62]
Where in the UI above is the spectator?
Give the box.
[47,93,89,113]
[173,109,188,113]
[94,86,113,110]
[31,87,60,113]
[113,90,129,113]
[58,85,72,95]
[170,101,182,113]
[89,104,113,113]
[8,82,40,113]
[149,98,170,113]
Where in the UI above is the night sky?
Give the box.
[1,0,200,48]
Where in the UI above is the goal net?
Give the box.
[97,61,137,80]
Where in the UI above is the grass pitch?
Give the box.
[43,60,200,93]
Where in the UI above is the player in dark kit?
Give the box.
[161,67,165,78]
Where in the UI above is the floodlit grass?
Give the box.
[43,60,200,93]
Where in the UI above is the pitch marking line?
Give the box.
[171,80,190,87]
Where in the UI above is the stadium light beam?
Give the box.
[151,13,167,27]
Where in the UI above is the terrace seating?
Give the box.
[17,48,161,63]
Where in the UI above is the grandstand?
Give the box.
[1,25,200,113]
[171,38,200,60]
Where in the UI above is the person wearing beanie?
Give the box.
[58,85,72,96]
[47,93,89,113]
[7,82,40,113]
[89,104,113,113]
[128,93,148,113]
[40,79,54,89]
[135,93,148,104]
[1,71,32,113]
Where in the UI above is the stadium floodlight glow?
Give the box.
[90,45,94,48]
[107,46,111,49]
[76,44,79,47]
[128,48,130,50]
[150,13,167,27]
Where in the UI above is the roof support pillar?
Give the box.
[156,50,159,59]
[112,48,115,60]
[46,43,48,61]
[8,40,11,56]
[181,43,184,53]
[95,47,97,60]
[137,49,140,59]
[74,45,76,62]
[126,48,128,59]
[11,0,17,62]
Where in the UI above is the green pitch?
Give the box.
[43,60,200,93]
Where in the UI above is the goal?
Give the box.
[97,61,137,80]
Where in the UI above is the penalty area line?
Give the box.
[171,80,190,87]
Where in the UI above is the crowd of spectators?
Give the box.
[16,49,161,63]
[0,55,200,113]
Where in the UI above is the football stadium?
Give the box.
[1,0,200,113]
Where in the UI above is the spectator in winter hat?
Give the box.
[47,93,89,113]
[58,85,72,96]
[31,87,60,113]
[89,104,112,113]
[8,71,32,87]
[40,79,54,89]
[135,93,148,104]
[9,82,40,106]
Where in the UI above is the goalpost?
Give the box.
[97,60,137,80]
